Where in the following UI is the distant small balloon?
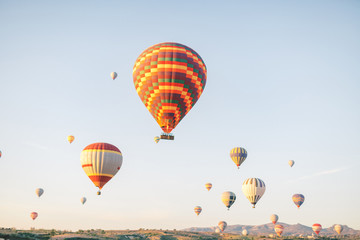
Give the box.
[242,229,248,236]
[230,147,247,169]
[35,188,44,198]
[274,225,284,236]
[111,72,117,80]
[288,160,295,167]
[67,135,75,144]
[221,191,236,210]
[270,214,278,224]
[218,221,227,232]
[194,206,202,216]
[334,224,343,235]
[205,183,212,191]
[215,228,221,233]
[154,136,160,144]
[80,197,87,205]
[312,223,322,235]
[30,212,38,220]
[292,194,305,209]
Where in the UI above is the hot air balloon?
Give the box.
[205,183,212,191]
[154,136,160,143]
[221,191,236,210]
[0,150,2,158]
[111,72,117,80]
[80,143,123,195]
[312,223,322,235]
[334,224,343,235]
[292,194,305,209]
[274,225,284,236]
[67,135,75,144]
[215,228,221,233]
[270,214,278,224]
[242,229,248,236]
[230,147,247,169]
[35,188,44,198]
[80,197,87,205]
[30,212,38,220]
[133,42,207,140]
[194,206,202,216]
[288,160,294,167]
[242,178,266,208]
[218,221,227,232]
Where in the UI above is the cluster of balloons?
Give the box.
[270,161,344,237]
[194,147,267,235]
[30,188,44,221]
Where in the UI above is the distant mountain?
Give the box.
[183,223,360,236]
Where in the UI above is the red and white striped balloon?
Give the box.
[312,223,322,235]
[80,143,123,195]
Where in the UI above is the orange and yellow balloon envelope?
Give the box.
[30,212,38,220]
[67,135,75,144]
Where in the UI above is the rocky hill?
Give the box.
[183,223,360,236]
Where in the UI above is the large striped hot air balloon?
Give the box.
[312,223,322,235]
[205,183,212,191]
[230,147,247,169]
[334,224,343,235]
[80,143,123,195]
[133,42,207,139]
[30,212,38,220]
[270,214,278,224]
[221,191,236,210]
[194,206,202,216]
[242,178,266,208]
[218,221,227,232]
[274,225,284,236]
[35,188,44,198]
[0,150,2,158]
[292,194,305,209]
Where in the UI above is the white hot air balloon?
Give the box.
[242,178,266,208]
[215,228,221,233]
[242,229,248,236]
[80,143,123,195]
[35,188,44,198]
[80,197,87,205]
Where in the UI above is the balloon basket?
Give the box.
[160,133,174,140]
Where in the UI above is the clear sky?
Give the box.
[0,0,359,232]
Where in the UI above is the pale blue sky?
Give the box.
[0,0,359,232]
